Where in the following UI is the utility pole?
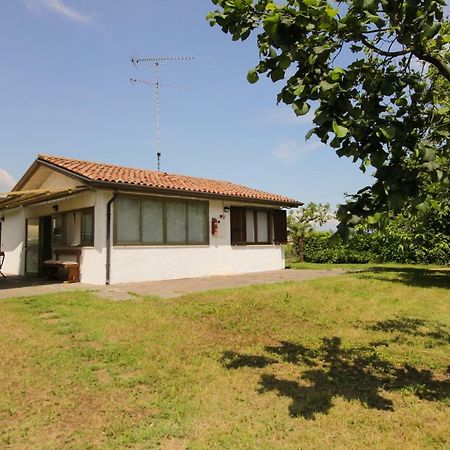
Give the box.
[130,56,194,171]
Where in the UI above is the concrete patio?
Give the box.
[0,268,346,300]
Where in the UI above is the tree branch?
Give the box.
[413,51,450,82]
[361,36,410,57]
[362,34,450,82]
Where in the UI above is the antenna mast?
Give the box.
[131,56,194,171]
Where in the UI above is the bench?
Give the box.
[44,248,81,283]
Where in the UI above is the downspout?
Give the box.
[106,192,118,285]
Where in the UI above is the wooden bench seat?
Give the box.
[44,248,81,283]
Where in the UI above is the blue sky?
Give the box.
[0,0,372,209]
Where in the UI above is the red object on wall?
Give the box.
[211,218,218,236]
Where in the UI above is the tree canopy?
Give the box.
[288,202,333,260]
[208,0,450,235]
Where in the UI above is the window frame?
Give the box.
[245,208,272,245]
[114,194,210,247]
[51,207,95,248]
[80,208,95,247]
[230,206,274,246]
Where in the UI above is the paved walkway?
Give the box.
[0,269,345,300]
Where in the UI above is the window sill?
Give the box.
[231,243,277,247]
[113,244,211,249]
[53,245,94,250]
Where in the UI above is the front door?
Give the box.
[25,216,53,276]
[25,218,40,275]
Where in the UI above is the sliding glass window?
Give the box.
[115,196,209,246]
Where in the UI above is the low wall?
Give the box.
[107,244,285,284]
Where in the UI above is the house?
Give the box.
[0,155,301,284]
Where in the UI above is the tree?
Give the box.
[208,0,450,235]
[288,202,333,260]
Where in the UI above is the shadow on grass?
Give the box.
[221,337,450,419]
[364,267,450,289]
[368,317,450,346]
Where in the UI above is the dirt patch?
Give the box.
[95,368,112,384]
[87,341,103,351]
[159,438,189,450]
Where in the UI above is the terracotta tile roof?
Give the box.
[37,155,301,206]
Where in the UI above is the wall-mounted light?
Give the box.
[223,206,230,213]
[52,205,59,212]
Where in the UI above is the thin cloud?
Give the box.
[272,139,323,161]
[0,169,16,194]
[24,0,93,24]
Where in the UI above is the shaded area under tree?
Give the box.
[221,336,450,419]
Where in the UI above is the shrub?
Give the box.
[294,229,449,265]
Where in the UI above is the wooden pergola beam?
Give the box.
[0,189,51,198]
[0,186,88,210]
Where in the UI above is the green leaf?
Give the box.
[319,80,337,91]
[270,67,285,82]
[423,147,436,162]
[330,68,345,81]
[325,6,338,18]
[293,101,310,116]
[395,97,408,107]
[424,23,441,39]
[332,121,349,138]
[313,45,330,55]
[363,0,376,8]
[247,69,259,84]
[263,14,280,40]
[279,54,291,70]
[380,126,396,141]
[293,84,305,96]
[416,200,430,212]
[367,212,383,224]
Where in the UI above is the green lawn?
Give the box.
[0,266,449,449]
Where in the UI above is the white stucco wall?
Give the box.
[78,190,109,284]
[106,197,285,285]
[1,208,26,275]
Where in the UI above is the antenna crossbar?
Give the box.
[130,55,194,171]
[132,56,194,65]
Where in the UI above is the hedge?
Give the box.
[292,230,450,265]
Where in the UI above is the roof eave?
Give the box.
[36,156,302,208]
[91,180,302,208]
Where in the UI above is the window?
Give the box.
[52,208,94,247]
[188,202,208,243]
[81,210,95,246]
[230,207,287,245]
[166,201,187,244]
[142,199,164,244]
[52,215,65,247]
[115,196,209,246]
[116,197,140,243]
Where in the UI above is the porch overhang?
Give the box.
[0,186,89,211]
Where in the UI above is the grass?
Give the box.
[286,261,448,271]
[0,266,449,449]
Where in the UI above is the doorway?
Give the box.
[25,216,52,276]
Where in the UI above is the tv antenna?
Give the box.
[130,56,194,171]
